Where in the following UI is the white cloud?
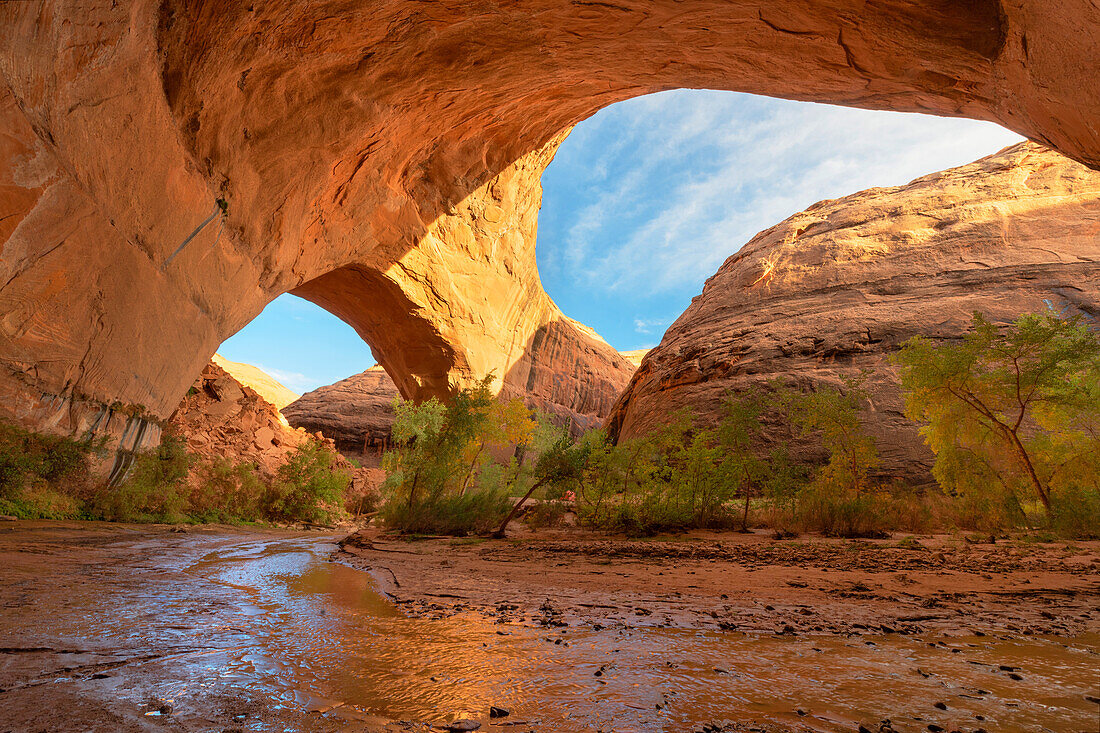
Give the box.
[633,317,669,335]
[543,91,1025,298]
[256,364,321,394]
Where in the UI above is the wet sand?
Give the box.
[339,527,1100,638]
[0,520,1097,732]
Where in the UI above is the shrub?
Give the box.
[264,438,350,525]
[1049,485,1100,539]
[380,487,510,535]
[96,433,191,522]
[188,458,266,523]
[0,422,100,499]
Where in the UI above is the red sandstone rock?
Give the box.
[0,1,1097,459]
[169,362,311,478]
[607,143,1100,483]
[283,367,398,460]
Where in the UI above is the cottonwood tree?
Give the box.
[895,312,1100,514]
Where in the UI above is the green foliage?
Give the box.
[773,376,887,537]
[0,422,100,498]
[381,488,511,536]
[896,311,1100,536]
[188,458,266,523]
[381,377,534,535]
[96,433,192,522]
[264,438,351,525]
[576,410,751,535]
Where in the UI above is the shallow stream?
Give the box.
[134,537,1100,730]
[4,530,1097,732]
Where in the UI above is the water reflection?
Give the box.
[160,537,1099,732]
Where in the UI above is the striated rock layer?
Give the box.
[283,367,398,458]
[608,143,1100,484]
[1,1,1098,462]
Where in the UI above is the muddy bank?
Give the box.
[0,520,1097,732]
[339,528,1100,637]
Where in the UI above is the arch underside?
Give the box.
[0,0,1097,450]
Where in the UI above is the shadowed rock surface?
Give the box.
[169,362,311,478]
[2,1,1098,462]
[608,143,1100,484]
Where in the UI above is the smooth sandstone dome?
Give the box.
[607,142,1100,483]
[1,1,1098,472]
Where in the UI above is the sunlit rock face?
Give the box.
[212,354,299,411]
[1,1,1098,458]
[607,143,1100,484]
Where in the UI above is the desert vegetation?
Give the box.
[0,426,350,525]
[375,311,1100,539]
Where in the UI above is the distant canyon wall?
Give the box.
[608,143,1100,484]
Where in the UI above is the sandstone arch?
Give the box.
[1,1,1098,453]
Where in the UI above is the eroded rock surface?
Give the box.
[1,1,1098,458]
[608,143,1100,483]
[169,362,311,478]
[283,367,398,458]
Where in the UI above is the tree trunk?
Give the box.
[492,477,549,538]
[459,445,483,497]
[1006,429,1051,511]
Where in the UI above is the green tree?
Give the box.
[717,387,768,531]
[895,311,1100,516]
[780,376,879,496]
[492,427,590,537]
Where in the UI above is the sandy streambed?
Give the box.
[0,520,1097,732]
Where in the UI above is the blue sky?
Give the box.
[219,90,1023,394]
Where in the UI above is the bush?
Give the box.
[264,438,350,525]
[96,433,191,522]
[1049,486,1100,539]
[188,458,266,523]
[0,422,100,499]
[381,487,511,536]
[0,484,85,520]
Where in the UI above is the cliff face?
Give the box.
[1,0,1096,464]
[211,354,299,411]
[607,143,1100,484]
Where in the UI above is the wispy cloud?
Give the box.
[256,364,321,394]
[633,317,669,335]
[539,91,1025,301]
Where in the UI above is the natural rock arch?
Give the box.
[1,0,1098,454]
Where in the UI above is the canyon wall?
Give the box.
[283,367,398,458]
[608,143,1100,484]
[1,1,1098,462]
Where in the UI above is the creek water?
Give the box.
[48,533,1091,733]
